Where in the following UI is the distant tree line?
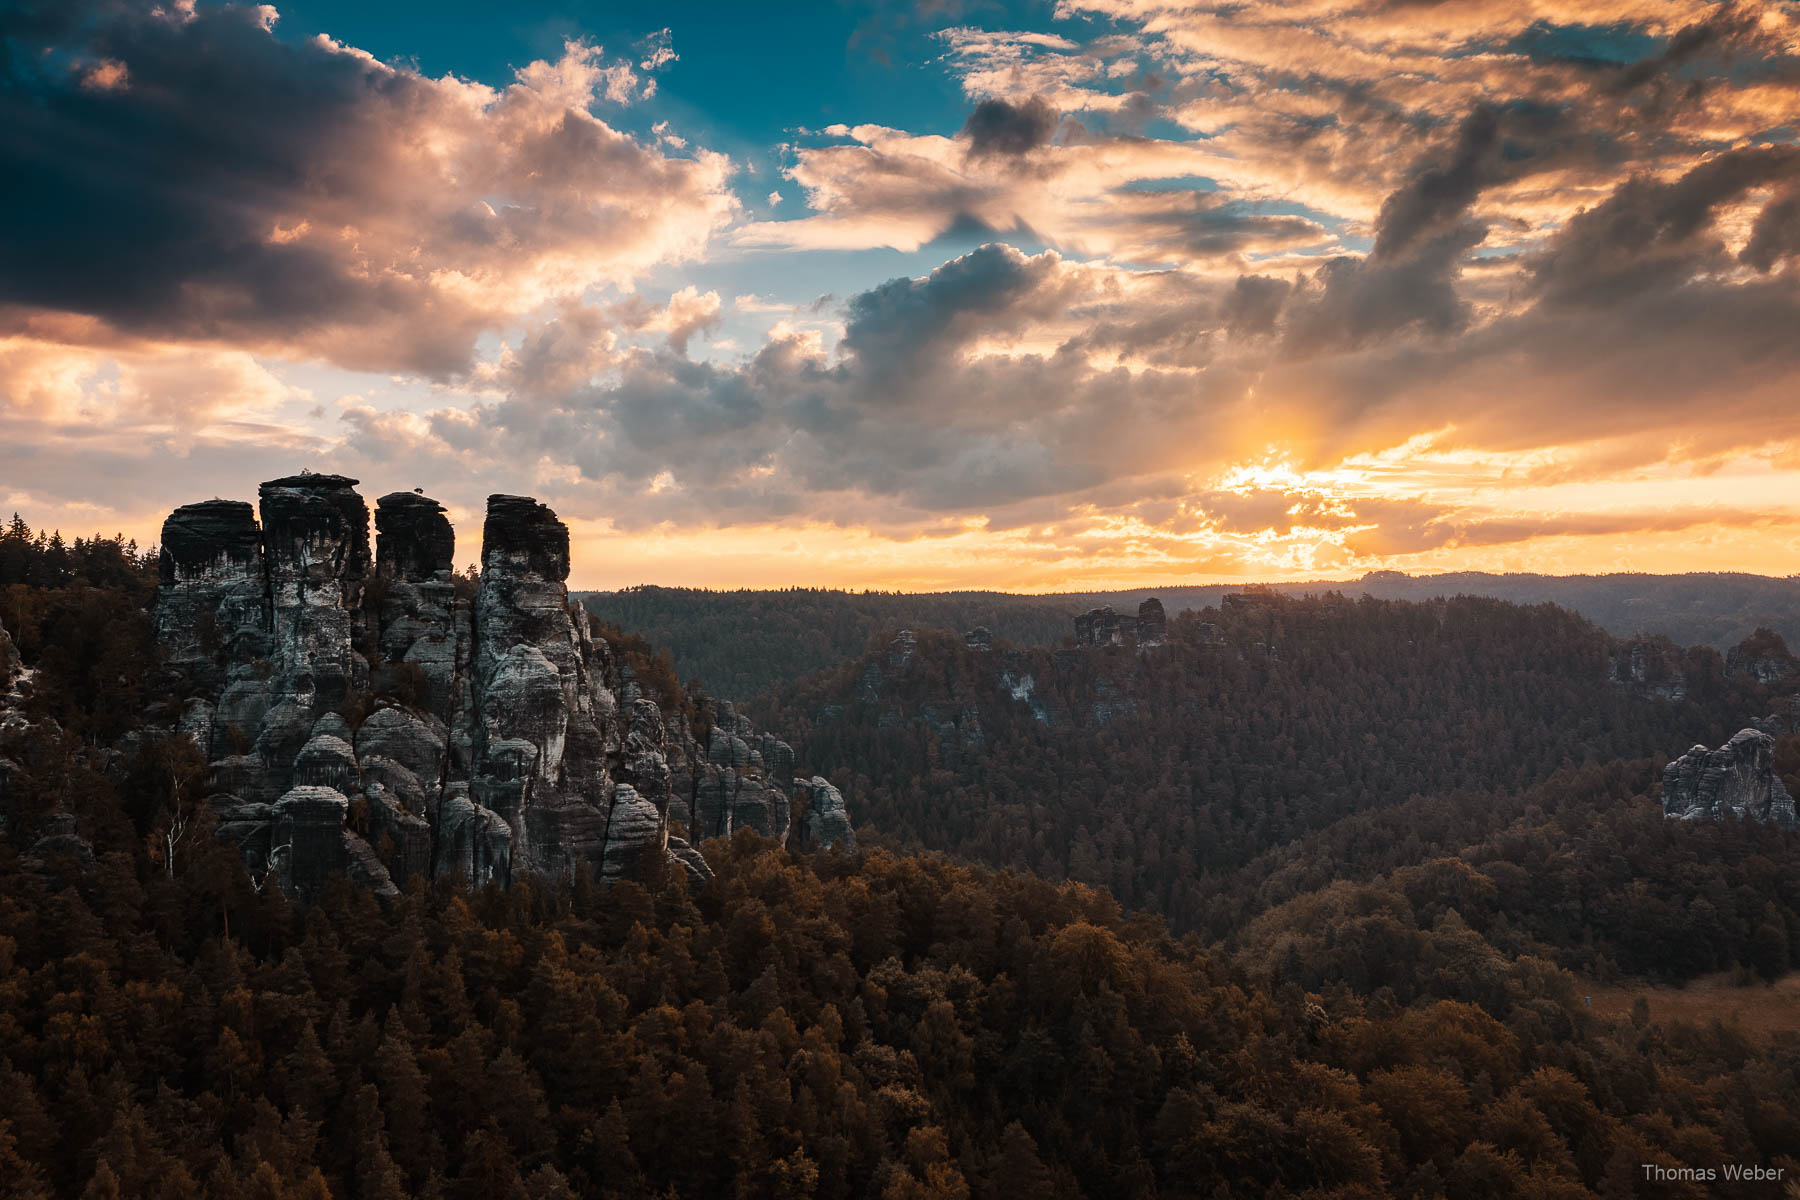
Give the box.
[584,574,1800,701]
[753,594,1775,940]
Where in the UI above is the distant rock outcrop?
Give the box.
[151,474,852,900]
[1136,598,1166,647]
[1726,629,1798,686]
[1074,598,1167,648]
[1662,729,1797,828]
[1610,636,1688,701]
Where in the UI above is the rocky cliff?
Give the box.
[1073,597,1167,648]
[153,473,852,900]
[0,612,18,696]
[1661,728,1797,828]
[1608,635,1689,700]
[1726,628,1799,686]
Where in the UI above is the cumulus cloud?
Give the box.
[0,0,735,376]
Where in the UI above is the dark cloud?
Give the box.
[1740,186,1800,273]
[0,0,730,375]
[1283,222,1485,353]
[1532,146,1800,306]
[1371,106,1506,259]
[1105,191,1327,260]
[1219,274,1289,337]
[1608,4,1765,95]
[961,95,1058,157]
[446,244,1233,527]
[838,243,1075,372]
[1271,101,1587,356]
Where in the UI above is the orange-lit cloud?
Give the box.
[5,0,1800,590]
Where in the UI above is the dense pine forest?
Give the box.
[749,596,1783,940]
[579,587,1080,701]
[4,518,1800,1197]
[583,574,1800,701]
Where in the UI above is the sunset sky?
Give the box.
[4,0,1800,590]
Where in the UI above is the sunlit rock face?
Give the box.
[1662,729,1797,828]
[151,475,851,900]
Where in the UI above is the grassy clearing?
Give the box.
[1576,971,1800,1038]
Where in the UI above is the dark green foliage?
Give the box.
[581,586,1078,701]
[0,514,155,594]
[583,573,1800,699]
[4,825,1800,1200]
[754,593,1766,938]
[0,516,159,741]
[3,521,1798,1196]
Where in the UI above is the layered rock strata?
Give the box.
[1662,729,1797,828]
[153,474,851,900]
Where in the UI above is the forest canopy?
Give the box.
[1,520,1797,1198]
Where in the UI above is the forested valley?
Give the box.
[3,518,1799,1198]
[582,574,1800,701]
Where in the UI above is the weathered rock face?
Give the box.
[1662,729,1797,828]
[152,474,851,901]
[0,612,18,691]
[1075,599,1164,648]
[373,492,460,717]
[260,474,371,710]
[1610,637,1687,701]
[1136,598,1166,647]
[681,701,818,849]
[964,627,992,652]
[1726,629,1798,686]
[154,500,267,689]
[794,777,855,851]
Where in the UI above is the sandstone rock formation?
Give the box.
[152,473,852,900]
[1136,598,1166,647]
[1075,606,1126,646]
[1662,729,1797,828]
[1726,629,1798,686]
[1753,694,1800,737]
[1609,637,1688,700]
[1074,599,1167,648]
[795,777,854,849]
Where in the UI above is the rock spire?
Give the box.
[152,475,852,899]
